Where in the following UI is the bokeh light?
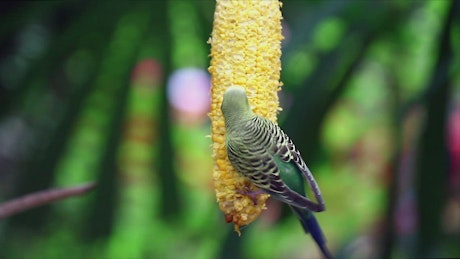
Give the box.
[167,67,211,124]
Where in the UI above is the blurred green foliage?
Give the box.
[0,1,459,258]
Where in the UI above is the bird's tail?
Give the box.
[291,206,333,259]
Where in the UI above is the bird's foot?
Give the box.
[236,187,265,205]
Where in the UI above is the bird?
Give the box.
[221,85,332,259]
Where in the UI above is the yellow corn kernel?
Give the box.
[208,0,283,235]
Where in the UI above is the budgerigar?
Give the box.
[221,86,332,259]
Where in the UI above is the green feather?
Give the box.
[272,155,306,196]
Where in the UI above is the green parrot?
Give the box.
[221,86,332,259]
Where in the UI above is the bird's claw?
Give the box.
[236,187,265,205]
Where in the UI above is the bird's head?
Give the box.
[221,86,253,122]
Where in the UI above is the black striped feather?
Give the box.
[226,115,325,212]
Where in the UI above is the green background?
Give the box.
[0,1,459,258]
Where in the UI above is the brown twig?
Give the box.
[0,182,96,220]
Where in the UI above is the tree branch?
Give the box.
[0,182,96,220]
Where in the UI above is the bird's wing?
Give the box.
[271,121,326,212]
[227,116,325,211]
